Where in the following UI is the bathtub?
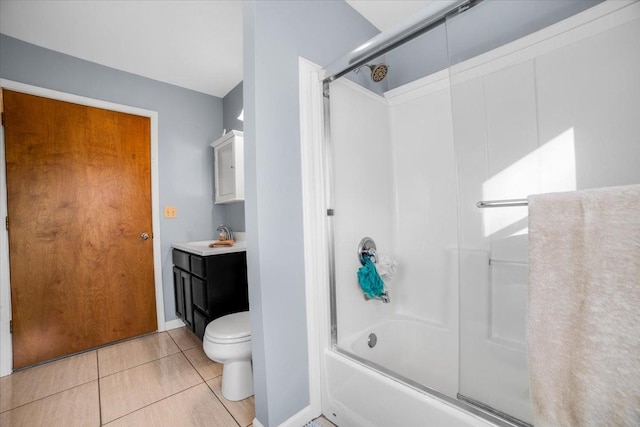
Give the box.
[322,316,497,427]
[343,315,458,396]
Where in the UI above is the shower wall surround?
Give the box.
[330,71,460,398]
[330,79,395,341]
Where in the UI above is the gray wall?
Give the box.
[221,82,246,232]
[243,1,380,425]
[385,0,603,91]
[0,34,224,323]
[223,81,244,133]
[446,0,603,65]
[386,24,449,90]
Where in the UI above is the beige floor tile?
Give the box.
[314,416,337,427]
[183,346,223,381]
[167,326,202,351]
[0,381,99,427]
[0,351,97,412]
[104,383,237,427]
[97,332,180,377]
[207,376,255,427]
[99,352,203,423]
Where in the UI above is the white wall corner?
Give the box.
[298,56,330,423]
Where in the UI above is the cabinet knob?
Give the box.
[140,232,150,240]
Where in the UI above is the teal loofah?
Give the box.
[357,256,385,298]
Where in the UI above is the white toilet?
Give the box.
[202,311,253,401]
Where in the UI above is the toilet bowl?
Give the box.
[202,311,253,401]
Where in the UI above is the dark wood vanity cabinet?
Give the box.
[172,249,249,340]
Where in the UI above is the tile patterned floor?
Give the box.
[0,327,254,426]
[310,417,337,427]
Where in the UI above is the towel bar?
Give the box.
[489,259,528,267]
[476,198,528,208]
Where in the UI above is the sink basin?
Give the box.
[172,240,246,256]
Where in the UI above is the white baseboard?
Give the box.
[252,418,265,427]
[164,319,185,331]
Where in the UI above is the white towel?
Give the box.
[527,184,640,427]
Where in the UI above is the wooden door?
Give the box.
[2,89,157,369]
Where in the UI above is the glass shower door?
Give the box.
[444,3,542,421]
[445,4,551,425]
[447,1,640,424]
[448,57,534,423]
[326,23,462,400]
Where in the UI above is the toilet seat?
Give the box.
[205,311,251,344]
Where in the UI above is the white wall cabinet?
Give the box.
[211,130,244,204]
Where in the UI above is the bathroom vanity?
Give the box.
[171,241,248,340]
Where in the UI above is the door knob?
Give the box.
[140,232,150,240]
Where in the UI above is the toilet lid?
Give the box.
[205,311,251,342]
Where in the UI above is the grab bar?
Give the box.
[476,198,528,208]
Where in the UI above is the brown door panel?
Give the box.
[3,89,156,368]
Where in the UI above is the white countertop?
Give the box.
[172,239,246,256]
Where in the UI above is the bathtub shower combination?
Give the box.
[312,1,640,426]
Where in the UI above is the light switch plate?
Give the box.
[164,206,177,218]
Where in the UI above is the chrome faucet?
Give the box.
[364,290,390,303]
[216,225,234,241]
[380,291,390,303]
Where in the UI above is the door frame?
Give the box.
[0,79,165,376]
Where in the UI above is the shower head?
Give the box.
[369,64,388,82]
[354,63,389,82]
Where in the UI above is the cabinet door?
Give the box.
[207,252,249,319]
[193,309,208,341]
[180,270,193,329]
[191,276,209,316]
[173,267,185,320]
[216,141,235,200]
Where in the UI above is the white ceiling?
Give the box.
[0,1,432,98]
[0,0,243,98]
